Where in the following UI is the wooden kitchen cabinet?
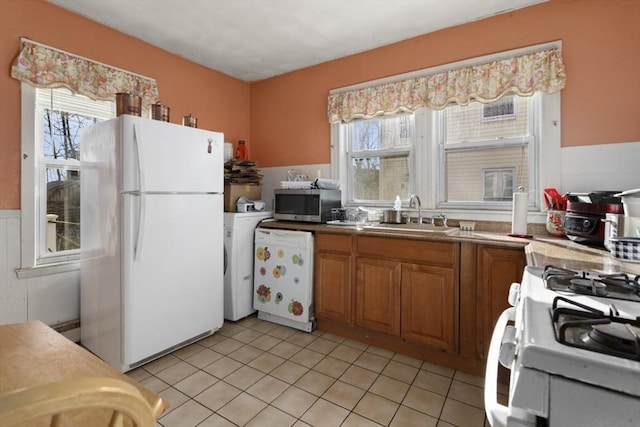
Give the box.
[477,245,526,359]
[401,263,457,352]
[355,257,401,335]
[355,236,459,350]
[314,233,353,324]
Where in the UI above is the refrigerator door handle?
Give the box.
[134,193,145,262]
[133,123,145,193]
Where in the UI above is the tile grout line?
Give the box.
[142,316,487,427]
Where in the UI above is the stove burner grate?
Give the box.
[584,323,640,354]
[569,278,608,296]
[551,296,640,361]
[543,265,640,302]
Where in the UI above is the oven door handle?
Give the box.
[484,307,516,427]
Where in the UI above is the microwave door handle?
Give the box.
[484,307,515,427]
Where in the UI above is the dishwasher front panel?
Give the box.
[253,228,315,331]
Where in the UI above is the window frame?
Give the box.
[482,167,516,201]
[481,95,516,122]
[19,84,115,276]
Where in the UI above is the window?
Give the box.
[333,91,557,213]
[483,168,515,201]
[436,93,536,210]
[21,85,114,269]
[343,114,414,204]
[482,96,515,121]
[330,42,561,217]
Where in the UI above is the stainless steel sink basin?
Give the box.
[363,223,458,234]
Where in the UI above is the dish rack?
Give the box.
[280,181,314,189]
[328,208,371,225]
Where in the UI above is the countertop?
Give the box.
[258,220,640,276]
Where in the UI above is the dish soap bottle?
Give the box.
[236,140,247,161]
[393,195,402,210]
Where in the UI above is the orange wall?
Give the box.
[0,0,250,209]
[250,0,640,167]
[2,1,638,208]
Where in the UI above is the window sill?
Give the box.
[15,260,81,279]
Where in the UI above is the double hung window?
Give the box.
[331,43,563,214]
[23,86,114,267]
[436,93,537,210]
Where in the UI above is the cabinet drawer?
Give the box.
[316,233,353,253]
[357,236,457,266]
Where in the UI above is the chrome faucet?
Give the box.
[408,194,422,224]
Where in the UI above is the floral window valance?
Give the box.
[11,39,159,108]
[328,47,566,123]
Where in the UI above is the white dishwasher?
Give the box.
[253,228,315,332]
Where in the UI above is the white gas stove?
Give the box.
[485,265,640,427]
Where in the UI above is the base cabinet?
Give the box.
[355,236,459,352]
[312,230,525,376]
[315,234,353,324]
[477,245,526,359]
[401,263,457,352]
[355,257,401,335]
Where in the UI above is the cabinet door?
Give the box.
[477,246,526,358]
[355,257,401,336]
[315,252,352,324]
[401,263,457,352]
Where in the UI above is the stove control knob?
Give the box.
[499,326,517,368]
[508,283,520,307]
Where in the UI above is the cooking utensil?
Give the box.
[543,187,567,210]
[382,209,404,224]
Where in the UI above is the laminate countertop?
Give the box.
[258,220,640,276]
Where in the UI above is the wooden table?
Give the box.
[0,321,168,425]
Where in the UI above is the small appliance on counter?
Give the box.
[562,191,623,246]
[273,189,341,223]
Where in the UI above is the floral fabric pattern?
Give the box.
[328,48,566,123]
[11,39,159,107]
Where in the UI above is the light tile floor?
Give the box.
[127,315,506,427]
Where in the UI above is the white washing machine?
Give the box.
[223,211,274,321]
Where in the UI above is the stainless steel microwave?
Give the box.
[274,189,341,223]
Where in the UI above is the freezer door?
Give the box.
[120,115,224,193]
[253,229,314,323]
[122,193,224,366]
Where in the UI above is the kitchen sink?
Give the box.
[362,223,458,234]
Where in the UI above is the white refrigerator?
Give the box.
[253,229,315,332]
[80,115,224,372]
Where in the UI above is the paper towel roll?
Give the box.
[511,191,529,236]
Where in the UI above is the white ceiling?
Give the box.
[48,0,546,82]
